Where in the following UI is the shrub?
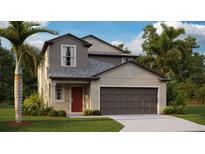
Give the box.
[83,109,93,116]
[57,110,67,117]
[37,110,46,116]
[164,106,175,114]
[48,110,57,116]
[92,110,101,115]
[31,110,38,116]
[167,80,186,107]
[23,92,45,114]
[22,110,30,115]
[175,105,185,114]
[164,105,185,114]
[44,106,54,115]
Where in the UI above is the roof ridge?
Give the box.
[41,33,92,54]
[82,34,128,54]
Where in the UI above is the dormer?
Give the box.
[41,33,92,69]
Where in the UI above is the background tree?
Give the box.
[138,23,205,104]
[138,23,204,81]
[114,43,131,53]
[0,47,15,102]
[0,21,58,123]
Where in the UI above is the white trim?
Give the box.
[98,85,160,114]
[61,44,76,67]
[55,84,64,102]
[69,85,84,114]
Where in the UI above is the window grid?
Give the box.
[61,45,76,67]
[55,85,63,101]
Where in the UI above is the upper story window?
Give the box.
[122,57,133,63]
[61,45,76,67]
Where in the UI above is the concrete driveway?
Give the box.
[108,115,205,132]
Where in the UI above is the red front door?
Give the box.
[71,87,83,112]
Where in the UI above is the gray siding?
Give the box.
[89,56,122,65]
[48,36,88,69]
[83,36,123,53]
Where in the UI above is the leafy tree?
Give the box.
[0,21,58,123]
[197,84,205,103]
[0,47,15,102]
[139,23,204,81]
[114,43,131,53]
[138,23,205,105]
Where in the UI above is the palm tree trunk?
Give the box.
[14,72,22,123]
[14,54,23,123]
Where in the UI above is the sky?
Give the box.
[1,21,205,55]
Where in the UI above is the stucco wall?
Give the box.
[90,63,167,114]
[50,83,70,113]
[48,36,88,69]
[49,83,89,114]
[83,36,122,53]
[38,49,49,105]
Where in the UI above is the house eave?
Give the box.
[88,53,138,58]
[49,76,100,80]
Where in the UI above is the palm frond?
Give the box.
[19,44,42,76]
[0,21,58,51]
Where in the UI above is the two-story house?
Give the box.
[38,33,167,115]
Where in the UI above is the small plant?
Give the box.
[23,92,45,114]
[83,109,93,116]
[48,110,57,116]
[30,110,38,116]
[22,110,30,115]
[57,110,67,117]
[164,105,185,114]
[92,110,101,115]
[37,110,46,116]
[44,106,54,115]
[175,105,185,114]
[164,106,175,114]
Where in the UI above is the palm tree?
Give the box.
[0,21,58,123]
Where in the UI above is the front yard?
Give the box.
[175,104,205,125]
[0,104,123,132]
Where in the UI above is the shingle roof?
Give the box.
[48,58,168,81]
[48,58,114,79]
[88,51,137,57]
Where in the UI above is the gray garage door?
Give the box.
[100,87,158,115]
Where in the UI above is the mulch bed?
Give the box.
[7,121,31,127]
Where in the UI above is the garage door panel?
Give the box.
[100,87,158,115]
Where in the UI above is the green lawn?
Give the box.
[0,104,123,132]
[175,105,205,125]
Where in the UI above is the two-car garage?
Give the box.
[100,87,158,115]
[90,61,167,115]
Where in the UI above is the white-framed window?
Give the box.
[55,85,64,101]
[61,45,76,67]
[122,57,133,63]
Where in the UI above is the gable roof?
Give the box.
[92,60,167,79]
[41,33,92,54]
[82,34,129,54]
